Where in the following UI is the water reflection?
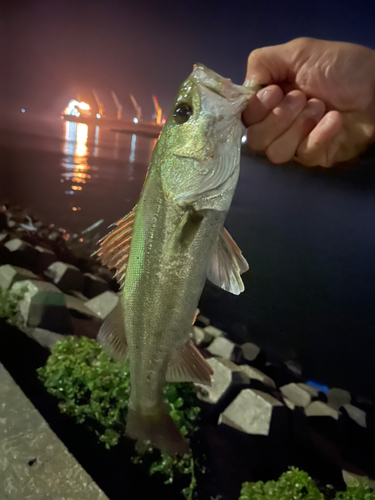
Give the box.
[61,121,91,212]
[129,134,136,163]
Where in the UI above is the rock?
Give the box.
[218,389,283,435]
[0,231,11,243]
[85,291,119,319]
[45,261,84,293]
[327,388,351,411]
[305,401,340,420]
[285,359,302,378]
[342,470,375,489]
[196,313,210,326]
[206,337,236,360]
[342,404,367,428]
[4,238,38,268]
[83,273,110,299]
[11,279,73,334]
[64,294,100,319]
[236,364,276,388]
[33,245,57,273]
[192,325,212,346]
[240,342,260,362]
[195,358,249,420]
[25,327,66,350]
[283,397,296,411]
[297,383,319,398]
[0,264,39,290]
[280,383,311,409]
[204,325,224,339]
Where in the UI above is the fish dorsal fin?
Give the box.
[94,206,137,288]
[166,340,213,386]
[207,227,249,295]
[97,301,128,362]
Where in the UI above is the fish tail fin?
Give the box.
[126,404,190,456]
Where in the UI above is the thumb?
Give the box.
[244,43,295,87]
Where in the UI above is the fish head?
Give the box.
[158,64,256,208]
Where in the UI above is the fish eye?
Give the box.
[174,103,192,124]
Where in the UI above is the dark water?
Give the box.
[1,121,375,399]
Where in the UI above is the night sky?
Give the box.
[4,0,375,125]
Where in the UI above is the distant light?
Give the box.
[21,108,25,113]
[60,115,64,119]
[305,379,329,394]
[96,113,101,119]
[77,101,90,110]
[155,97,159,101]
[133,117,138,124]
[241,135,247,144]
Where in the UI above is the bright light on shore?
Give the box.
[133,117,138,124]
[77,101,90,110]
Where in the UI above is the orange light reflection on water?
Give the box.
[62,121,91,212]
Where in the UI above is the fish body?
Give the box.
[96,65,256,454]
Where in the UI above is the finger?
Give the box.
[246,90,306,152]
[244,43,295,87]
[295,111,343,167]
[242,85,284,127]
[265,99,326,164]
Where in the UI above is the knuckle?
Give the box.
[266,144,289,165]
[246,129,266,152]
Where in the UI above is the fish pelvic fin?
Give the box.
[97,301,128,362]
[207,227,249,295]
[92,205,137,289]
[166,340,213,386]
[126,404,190,456]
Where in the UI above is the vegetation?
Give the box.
[37,336,202,499]
[0,286,25,326]
[239,467,375,500]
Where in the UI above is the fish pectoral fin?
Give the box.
[207,227,249,295]
[166,340,213,386]
[97,301,128,361]
[92,205,137,289]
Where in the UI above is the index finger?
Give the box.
[242,85,284,127]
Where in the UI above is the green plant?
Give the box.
[37,336,202,499]
[0,286,25,326]
[239,467,375,500]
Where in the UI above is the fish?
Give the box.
[95,64,257,455]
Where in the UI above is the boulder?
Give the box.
[196,313,210,326]
[342,404,367,428]
[45,261,84,293]
[11,279,73,334]
[203,325,224,339]
[285,359,302,378]
[297,383,319,398]
[85,291,119,319]
[327,388,351,410]
[305,401,340,420]
[0,264,39,290]
[64,294,100,319]
[192,325,212,346]
[240,342,261,362]
[218,389,283,436]
[280,383,312,409]
[25,327,66,350]
[4,238,38,268]
[237,364,276,388]
[195,358,249,420]
[33,245,57,273]
[83,273,110,299]
[206,337,236,360]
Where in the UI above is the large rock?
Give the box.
[305,401,340,420]
[33,245,57,273]
[11,279,73,334]
[25,327,66,350]
[45,261,84,293]
[280,383,312,409]
[203,325,224,339]
[0,265,39,290]
[191,325,212,346]
[206,337,236,360]
[237,364,276,388]
[4,238,38,268]
[85,291,119,319]
[327,388,351,410]
[342,403,367,428]
[195,358,249,420]
[64,294,100,319]
[240,342,260,362]
[83,273,110,299]
[218,389,283,436]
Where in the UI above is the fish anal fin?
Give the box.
[97,301,128,362]
[166,340,213,386]
[93,205,137,288]
[207,227,249,295]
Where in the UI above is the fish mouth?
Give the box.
[192,63,254,101]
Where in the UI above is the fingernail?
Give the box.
[307,100,325,118]
[284,93,305,112]
[243,77,256,88]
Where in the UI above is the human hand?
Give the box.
[242,38,375,167]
